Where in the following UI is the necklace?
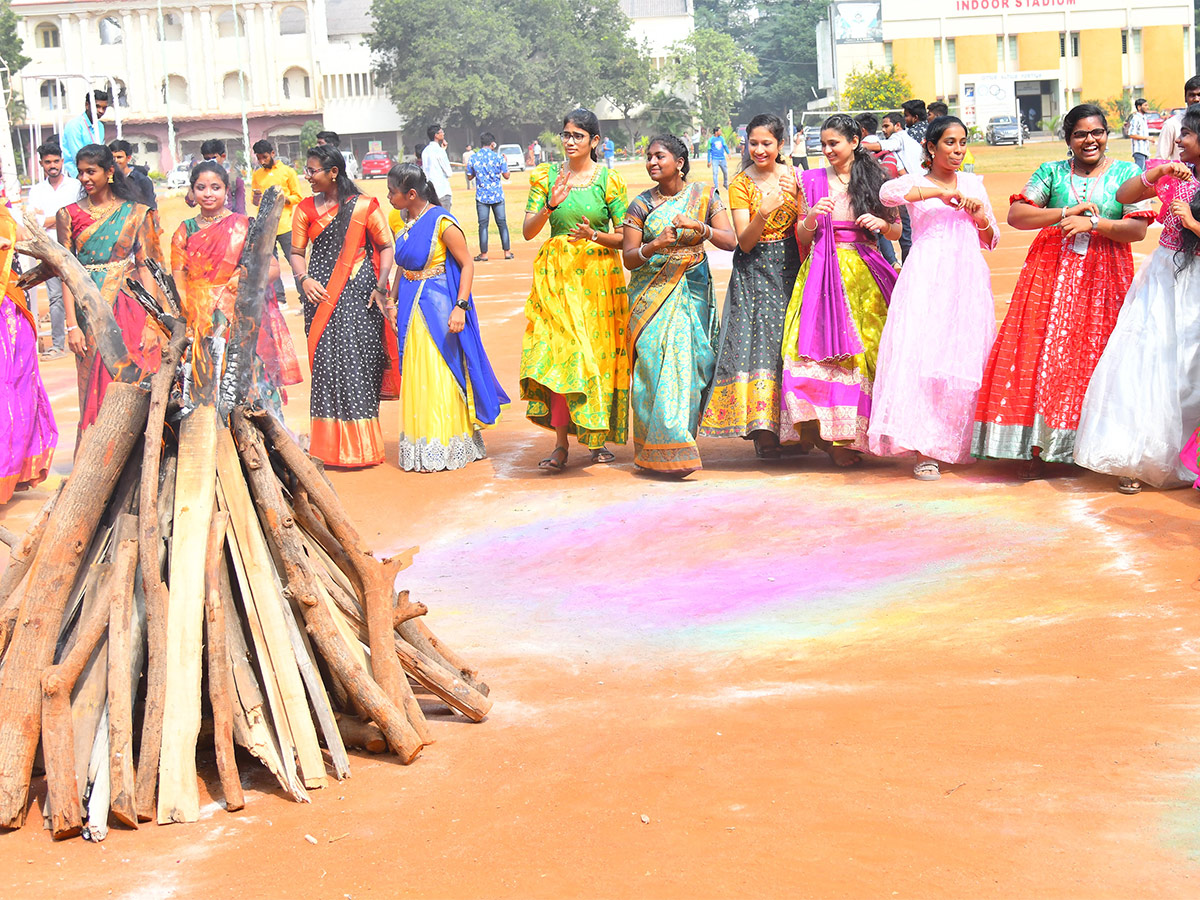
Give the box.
[87,197,119,219]
[925,173,957,191]
[747,163,781,189]
[400,201,432,242]
[199,209,229,225]
[1069,155,1109,206]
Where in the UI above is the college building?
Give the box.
[820,0,1195,124]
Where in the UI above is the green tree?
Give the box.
[738,0,830,119]
[601,39,654,154]
[0,0,30,124]
[299,119,323,153]
[370,0,633,133]
[641,90,693,136]
[670,28,758,128]
[841,63,912,111]
[693,0,754,45]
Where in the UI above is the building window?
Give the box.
[935,40,941,64]
[947,38,956,63]
[283,67,309,101]
[1059,32,1066,58]
[1132,29,1142,53]
[217,10,244,39]
[1008,35,1017,60]
[161,75,188,106]
[996,36,1003,60]
[223,72,244,103]
[36,23,60,49]
[1070,32,1079,57]
[884,41,893,66]
[1121,30,1128,55]
[39,79,64,110]
[279,6,306,35]
[304,76,311,98]
[98,16,123,45]
[157,13,183,41]
[111,79,129,107]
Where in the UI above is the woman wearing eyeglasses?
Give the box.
[521,108,629,472]
[972,104,1152,479]
[290,144,396,468]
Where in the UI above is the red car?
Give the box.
[1147,110,1168,136]
[360,152,393,179]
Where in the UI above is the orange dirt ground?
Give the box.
[3,165,1200,898]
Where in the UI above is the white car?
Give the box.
[499,143,525,172]
[342,150,359,180]
[166,163,190,189]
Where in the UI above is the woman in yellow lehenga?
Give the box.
[521,108,629,472]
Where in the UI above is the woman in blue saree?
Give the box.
[387,164,508,472]
[621,135,738,475]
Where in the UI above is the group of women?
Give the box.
[8,100,1200,498]
[520,103,1200,491]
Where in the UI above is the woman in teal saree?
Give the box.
[621,135,738,475]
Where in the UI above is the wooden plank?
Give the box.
[157,405,218,825]
[215,428,326,790]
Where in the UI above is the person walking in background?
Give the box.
[290,145,395,468]
[790,126,808,171]
[59,144,164,437]
[927,101,948,121]
[0,202,58,504]
[171,161,300,419]
[316,131,340,148]
[61,91,108,177]
[1075,106,1200,493]
[252,138,306,311]
[603,136,616,168]
[462,144,475,189]
[700,113,801,458]
[521,108,629,472]
[861,112,921,260]
[1156,76,1200,161]
[466,132,513,262]
[707,126,730,191]
[108,140,157,212]
[533,139,543,164]
[1128,98,1151,170]
[903,100,928,143]
[422,123,453,210]
[780,114,899,467]
[385,164,508,472]
[26,141,82,359]
[868,116,999,481]
[621,134,737,476]
[974,104,1152,479]
[186,140,246,214]
[691,127,702,157]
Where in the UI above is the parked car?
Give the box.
[361,152,393,179]
[803,126,822,154]
[499,143,525,172]
[166,163,190,189]
[342,150,359,180]
[985,115,1021,145]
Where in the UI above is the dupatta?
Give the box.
[795,169,896,360]
[394,207,509,426]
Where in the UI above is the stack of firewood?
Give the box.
[0,190,491,841]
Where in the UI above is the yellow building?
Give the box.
[820,0,1194,125]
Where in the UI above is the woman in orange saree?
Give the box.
[170,161,301,413]
[59,143,163,437]
[290,146,394,467]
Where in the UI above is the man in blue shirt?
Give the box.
[61,90,108,177]
[466,132,513,261]
[707,125,729,190]
[603,137,615,168]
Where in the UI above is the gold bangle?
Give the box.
[798,218,817,232]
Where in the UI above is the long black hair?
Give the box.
[647,134,690,180]
[922,115,968,170]
[387,162,439,205]
[189,160,228,189]
[563,108,601,162]
[74,143,140,204]
[1174,105,1200,271]
[307,144,360,202]
[739,113,787,172]
[1062,103,1108,145]
[821,114,892,221]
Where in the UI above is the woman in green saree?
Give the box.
[621,135,738,475]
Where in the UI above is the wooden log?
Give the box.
[133,320,186,822]
[215,428,326,790]
[335,714,386,753]
[17,208,143,384]
[103,516,139,828]
[292,488,362,599]
[398,618,489,696]
[233,413,424,763]
[221,558,305,801]
[249,410,426,721]
[40,587,111,840]
[0,382,149,829]
[0,482,61,606]
[158,405,219,825]
[204,511,244,812]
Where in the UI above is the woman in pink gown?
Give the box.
[868,116,999,480]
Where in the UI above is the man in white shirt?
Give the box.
[26,141,83,357]
[861,111,920,260]
[1157,76,1200,161]
[1128,98,1151,170]
[421,123,453,210]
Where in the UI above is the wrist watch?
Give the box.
[455,299,470,311]
[1089,214,1100,231]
